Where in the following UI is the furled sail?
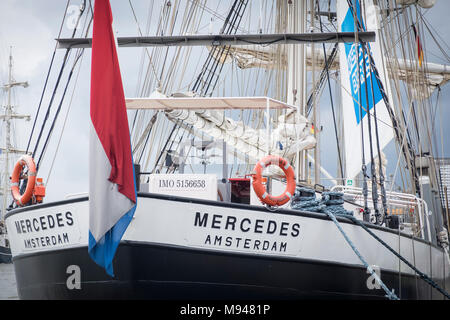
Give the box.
[209,45,337,71]
[221,46,450,99]
[391,59,450,99]
[337,0,396,180]
[395,0,436,8]
[164,103,316,163]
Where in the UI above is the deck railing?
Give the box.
[331,185,431,241]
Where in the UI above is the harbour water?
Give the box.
[0,263,18,300]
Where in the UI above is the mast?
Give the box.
[286,0,307,183]
[310,0,320,185]
[1,48,30,220]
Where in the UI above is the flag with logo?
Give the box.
[89,0,137,276]
[337,0,395,180]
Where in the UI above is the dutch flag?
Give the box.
[88,0,137,277]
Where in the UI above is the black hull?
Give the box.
[13,241,443,300]
[0,245,12,264]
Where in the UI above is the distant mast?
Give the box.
[1,48,30,220]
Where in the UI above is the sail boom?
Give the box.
[125,96,296,110]
[56,32,376,49]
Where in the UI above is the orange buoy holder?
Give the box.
[10,155,38,207]
[34,177,46,203]
[252,155,296,209]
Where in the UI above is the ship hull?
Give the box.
[0,245,12,264]
[11,241,440,300]
[5,193,450,300]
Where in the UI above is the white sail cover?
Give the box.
[165,108,316,163]
[337,0,395,180]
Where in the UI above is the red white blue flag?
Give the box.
[89,0,137,276]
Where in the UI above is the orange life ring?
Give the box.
[252,155,296,207]
[11,155,37,206]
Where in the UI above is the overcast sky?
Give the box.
[0,0,449,202]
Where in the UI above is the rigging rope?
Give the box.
[365,40,389,224]
[191,0,249,97]
[128,0,161,86]
[347,0,420,197]
[35,6,92,171]
[316,0,344,181]
[360,42,381,224]
[31,1,87,167]
[146,0,251,174]
[378,1,418,194]
[133,0,210,174]
[349,0,370,220]
[36,48,87,170]
[45,44,87,187]
[25,0,71,154]
[14,1,89,208]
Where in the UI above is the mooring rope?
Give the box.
[291,186,450,299]
[324,208,399,300]
[348,215,450,299]
[291,187,398,299]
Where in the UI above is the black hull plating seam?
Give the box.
[12,241,438,300]
[4,193,441,250]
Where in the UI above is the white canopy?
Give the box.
[125,96,296,110]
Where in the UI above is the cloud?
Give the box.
[0,1,55,79]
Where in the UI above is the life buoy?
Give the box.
[252,155,296,207]
[11,155,37,206]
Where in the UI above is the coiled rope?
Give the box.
[321,191,353,217]
[290,187,325,212]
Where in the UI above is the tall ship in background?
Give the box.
[3,0,450,299]
[0,49,29,264]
